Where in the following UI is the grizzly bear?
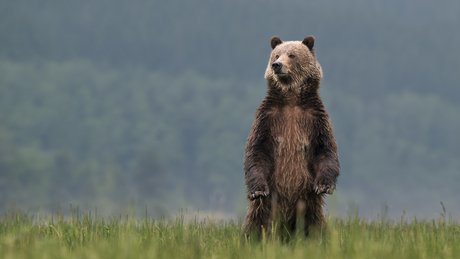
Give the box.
[244,36,340,237]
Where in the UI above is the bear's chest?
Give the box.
[269,106,310,154]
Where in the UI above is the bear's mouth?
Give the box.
[274,72,288,77]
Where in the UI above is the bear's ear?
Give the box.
[302,36,315,50]
[270,36,283,49]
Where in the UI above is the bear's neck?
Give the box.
[266,77,322,108]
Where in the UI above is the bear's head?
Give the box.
[265,36,323,92]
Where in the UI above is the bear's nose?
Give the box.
[272,61,283,72]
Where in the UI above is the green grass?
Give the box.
[0,206,459,259]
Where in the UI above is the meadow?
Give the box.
[0,205,459,259]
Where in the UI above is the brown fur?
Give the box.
[244,36,340,237]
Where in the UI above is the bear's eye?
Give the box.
[275,55,279,59]
[289,54,295,59]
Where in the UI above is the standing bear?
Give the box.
[244,36,340,236]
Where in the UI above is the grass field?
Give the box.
[0,206,459,259]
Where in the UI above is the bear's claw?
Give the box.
[249,190,269,200]
[315,184,335,195]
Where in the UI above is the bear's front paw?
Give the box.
[314,178,336,195]
[248,183,269,201]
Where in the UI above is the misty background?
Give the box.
[0,0,459,219]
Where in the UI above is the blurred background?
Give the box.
[0,0,459,219]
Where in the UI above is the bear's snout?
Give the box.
[272,61,283,73]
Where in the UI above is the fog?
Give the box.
[0,0,459,220]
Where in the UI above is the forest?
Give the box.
[0,0,459,218]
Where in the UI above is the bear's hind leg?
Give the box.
[303,198,326,237]
[243,198,271,237]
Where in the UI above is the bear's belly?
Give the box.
[272,137,310,201]
[270,106,312,202]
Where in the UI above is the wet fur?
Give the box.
[244,36,340,237]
